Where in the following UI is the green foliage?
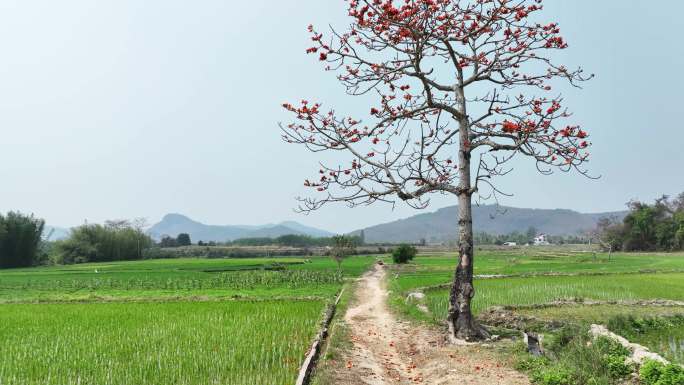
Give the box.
[530,366,573,385]
[55,222,152,264]
[230,234,363,248]
[515,355,551,372]
[598,193,684,252]
[159,235,178,248]
[591,337,633,379]
[593,336,631,358]
[142,245,317,259]
[0,212,45,269]
[176,233,191,246]
[639,360,684,385]
[545,325,582,352]
[330,235,356,270]
[608,315,684,365]
[229,237,274,246]
[392,244,417,264]
[516,352,573,385]
[603,354,633,379]
[516,331,633,385]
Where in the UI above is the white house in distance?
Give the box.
[533,234,550,246]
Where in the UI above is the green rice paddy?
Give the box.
[0,255,377,384]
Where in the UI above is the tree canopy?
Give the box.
[0,212,45,269]
[55,221,152,264]
[597,194,684,252]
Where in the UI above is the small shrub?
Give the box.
[594,336,631,358]
[640,360,665,384]
[515,355,550,372]
[523,330,634,385]
[639,360,684,385]
[530,365,573,385]
[392,244,417,264]
[603,354,633,379]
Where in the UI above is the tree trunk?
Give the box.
[447,192,489,341]
[446,114,489,342]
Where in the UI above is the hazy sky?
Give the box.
[0,1,682,233]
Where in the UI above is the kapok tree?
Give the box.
[281,0,592,341]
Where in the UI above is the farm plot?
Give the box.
[422,272,684,318]
[389,251,684,324]
[392,251,684,294]
[0,256,377,385]
[0,256,376,302]
[0,301,322,385]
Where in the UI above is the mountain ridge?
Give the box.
[147,214,335,242]
[352,205,628,244]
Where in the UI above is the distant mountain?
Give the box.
[354,205,628,244]
[148,214,335,242]
[277,221,335,238]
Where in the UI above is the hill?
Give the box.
[355,205,627,244]
[148,214,334,242]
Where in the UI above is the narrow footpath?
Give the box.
[331,263,530,384]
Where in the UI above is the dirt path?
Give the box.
[333,263,530,385]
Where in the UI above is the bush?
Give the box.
[517,330,635,385]
[392,244,417,264]
[603,354,633,379]
[530,366,573,385]
[639,360,684,385]
[515,355,550,372]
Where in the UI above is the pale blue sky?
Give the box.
[0,1,682,233]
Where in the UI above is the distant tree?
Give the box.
[593,216,624,259]
[0,212,45,269]
[131,218,149,259]
[330,235,356,271]
[176,233,192,247]
[359,230,366,245]
[392,244,417,264]
[230,234,363,248]
[160,235,178,248]
[276,234,316,247]
[594,194,684,253]
[282,0,592,340]
[55,221,152,264]
[526,227,538,243]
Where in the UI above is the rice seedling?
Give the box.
[392,251,684,294]
[0,256,378,302]
[423,273,684,319]
[0,269,343,292]
[0,301,325,385]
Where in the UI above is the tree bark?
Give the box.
[446,112,489,341]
